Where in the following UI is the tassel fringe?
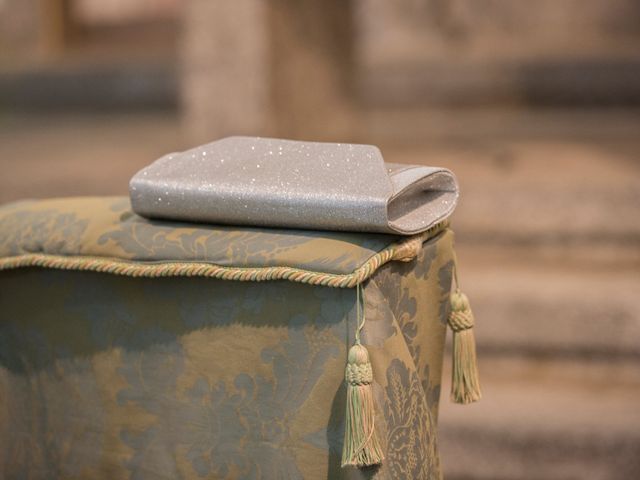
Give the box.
[342,343,384,467]
[448,290,482,404]
[342,284,384,468]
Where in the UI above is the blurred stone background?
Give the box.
[1,1,639,478]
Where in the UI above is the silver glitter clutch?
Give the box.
[129,137,458,235]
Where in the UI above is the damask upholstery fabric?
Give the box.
[0,197,454,479]
[0,197,398,274]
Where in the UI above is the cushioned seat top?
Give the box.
[0,197,448,287]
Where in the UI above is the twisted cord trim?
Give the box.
[0,221,448,288]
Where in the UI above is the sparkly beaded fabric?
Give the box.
[129,136,458,235]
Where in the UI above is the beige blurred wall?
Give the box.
[181,0,640,142]
[357,0,640,63]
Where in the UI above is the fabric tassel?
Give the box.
[342,285,384,468]
[448,289,482,404]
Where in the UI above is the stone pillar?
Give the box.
[181,0,272,144]
[180,0,356,144]
[0,0,41,62]
[0,0,75,63]
[267,0,356,140]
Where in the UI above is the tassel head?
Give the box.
[347,343,371,371]
[450,291,470,314]
[448,290,482,404]
[341,343,384,467]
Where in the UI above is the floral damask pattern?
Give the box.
[384,359,439,480]
[0,208,89,256]
[114,312,341,479]
[0,197,395,274]
[371,236,452,417]
[0,325,105,479]
[438,260,454,326]
[97,221,314,267]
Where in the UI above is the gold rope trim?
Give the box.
[0,222,448,288]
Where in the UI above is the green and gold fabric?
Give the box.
[0,197,478,479]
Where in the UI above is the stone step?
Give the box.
[437,357,640,480]
[0,63,177,111]
[360,60,640,108]
[381,112,640,246]
[451,244,640,360]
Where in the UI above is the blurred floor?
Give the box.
[1,108,639,479]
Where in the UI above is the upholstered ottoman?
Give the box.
[0,196,476,479]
